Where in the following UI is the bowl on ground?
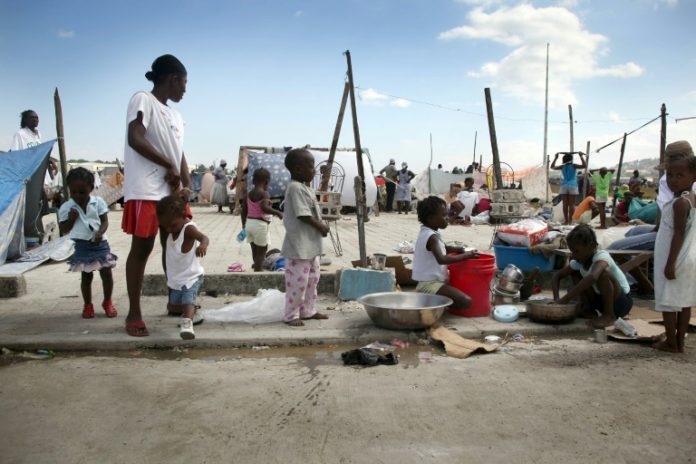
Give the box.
[358,292,452,330]
[527,298,577,323]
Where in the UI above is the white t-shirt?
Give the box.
[456,190,479,218]
[10,128,41,150]
[123,91,185,201]
[412,226,448,282]
[58,196,109,241]
[166,222,204,290]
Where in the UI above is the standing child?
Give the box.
[246,168,283,271]
[59,167,118,318]
[551,152,587,225]
[413,196,478,310]
[551,224,633,328]
[281,148,330,327]
[590,167,615,229]
[653,142,696,353]
[156,195,209,339]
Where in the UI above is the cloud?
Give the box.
[654,0,678,9]
[57,29,75,38]
[391,98,412,108]
[439,5,644,107]
[685,90,696,100]
[294,10,304,17]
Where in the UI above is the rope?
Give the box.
[594,114,663,153]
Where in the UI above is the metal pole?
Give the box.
[614,133,627,209]
[583,141,591,199]
[321,82,350,191]
[484,87,503,189]
[54,88,69,201]
[429,133,433,195]
[345,50,367,266]
[659,103,667,180]
[543,43,549,166]
[472,130,477,167]
[568,104,574,152]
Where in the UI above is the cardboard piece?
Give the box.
[647,316,696,331]
[608,319,665,342]
[428,326,497,359]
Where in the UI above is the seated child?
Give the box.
[413,196,478,310]
[551,224,633,328]
[572,195,599,224]
[156,195,209,340]
[448,178,479,224]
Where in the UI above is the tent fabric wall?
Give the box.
[0,140,55,265]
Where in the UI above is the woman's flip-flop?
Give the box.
[227,262,244,272]
[125,320,149,337]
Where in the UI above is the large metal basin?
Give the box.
[358,292,452,330]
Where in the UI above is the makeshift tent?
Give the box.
[412,169,486,198]
[235,147,377,207]
[0,140,55,264]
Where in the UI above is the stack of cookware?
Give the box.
[491,264,525,305]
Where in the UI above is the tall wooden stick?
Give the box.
[321,82,350,191]
[484,88,503,189]
[583,141,591,199]
[472,130,477,166]
[614,133,627,208]
[659,103,667,179]
[345,50,367,266]
[54,88,69,201]
[568,105,574,152]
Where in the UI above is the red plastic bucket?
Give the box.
[447,253,496,317]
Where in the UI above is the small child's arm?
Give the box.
[551,265,574,301]
[260,192,283,219]
[557,261,609,304]
[665,197,690,280]
[59,207,80,235]
[185,224,209,257]
[428,236,477,265]
[93,213,109,244]
[298,216,329,237]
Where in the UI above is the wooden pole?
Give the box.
[354,176,367,267]
[428,133,433,194]
[659,103,667,180]
[479,154,482,173]
[614,133,627,209]
[583,141,591,199]
[568,104,574,152]
[54,88,69,201]
[484,87,503,189]
[472,130,477,167]
[320,82,350,191]
[345,50,367,266]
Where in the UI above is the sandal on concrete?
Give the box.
[82,304,95,319]
[102,300,118,318]
[125,320,149,337]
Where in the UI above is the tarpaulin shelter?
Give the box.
[0,140,55,264]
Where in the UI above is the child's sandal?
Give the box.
[102,300,118,318]
[82,304,95,319]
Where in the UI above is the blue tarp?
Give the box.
[0,140,55,263]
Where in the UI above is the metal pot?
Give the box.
[500,264,525,283]
[527,298,576,323]
[494,274,524,293]
[370,253,387,270]
[358,292,452,330]
[491,287,520,305]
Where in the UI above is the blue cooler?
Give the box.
[493,244,556,272]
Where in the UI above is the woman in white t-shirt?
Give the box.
[121,54,193,337]
[10,110,41,150]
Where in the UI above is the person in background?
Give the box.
[653,142,696,353]
[413,196,477,310]
[396,162,415,214]
[590,166,615,229]
[551,152,586,225]
[611,192,634,224]
[211,160,232,213]
[379,159,398,212]
[10,110,41,150]
[572,195,599,224]
[121,54,192,337]
[281,148,330,327]
[246,168,283,272]
[437,164,443,171]
[552,224,633,328]
[450,178,479,223]
[628,170,644,195]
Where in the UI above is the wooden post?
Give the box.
[614,133,627,209]
[53,88,69,201]
[568,105,574,152]
[472,130,477,167]
[354,176,367,267]
[345,50,367,266]
[583,141,591,199]
[479,154,482,172]
[659,103,667,179]
[321,82,350,191]
[484,88,503,189]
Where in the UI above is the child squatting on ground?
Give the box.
[551,224,633,328]
[59,167,118,319]
[156,194,209,339]
[246,168,283,272]
[412,196,478,310]
[281,148,330,327]
[652,141,696,353]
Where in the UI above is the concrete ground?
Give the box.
[1,339,695,464]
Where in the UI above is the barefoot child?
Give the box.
[246,168,283,271]
[551,152,587,225]
[59,167,118,318]
[281,148,330,326]
[413,196,478,310]
[551,224,633,328]
[653,142,696,353]
[156,195,209,339]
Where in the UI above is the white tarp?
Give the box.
[520,165,552,201]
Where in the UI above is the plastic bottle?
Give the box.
[614,317,637,337]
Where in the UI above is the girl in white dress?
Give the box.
[653,142,696,353]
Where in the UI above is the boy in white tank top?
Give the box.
[157,195,209,339]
